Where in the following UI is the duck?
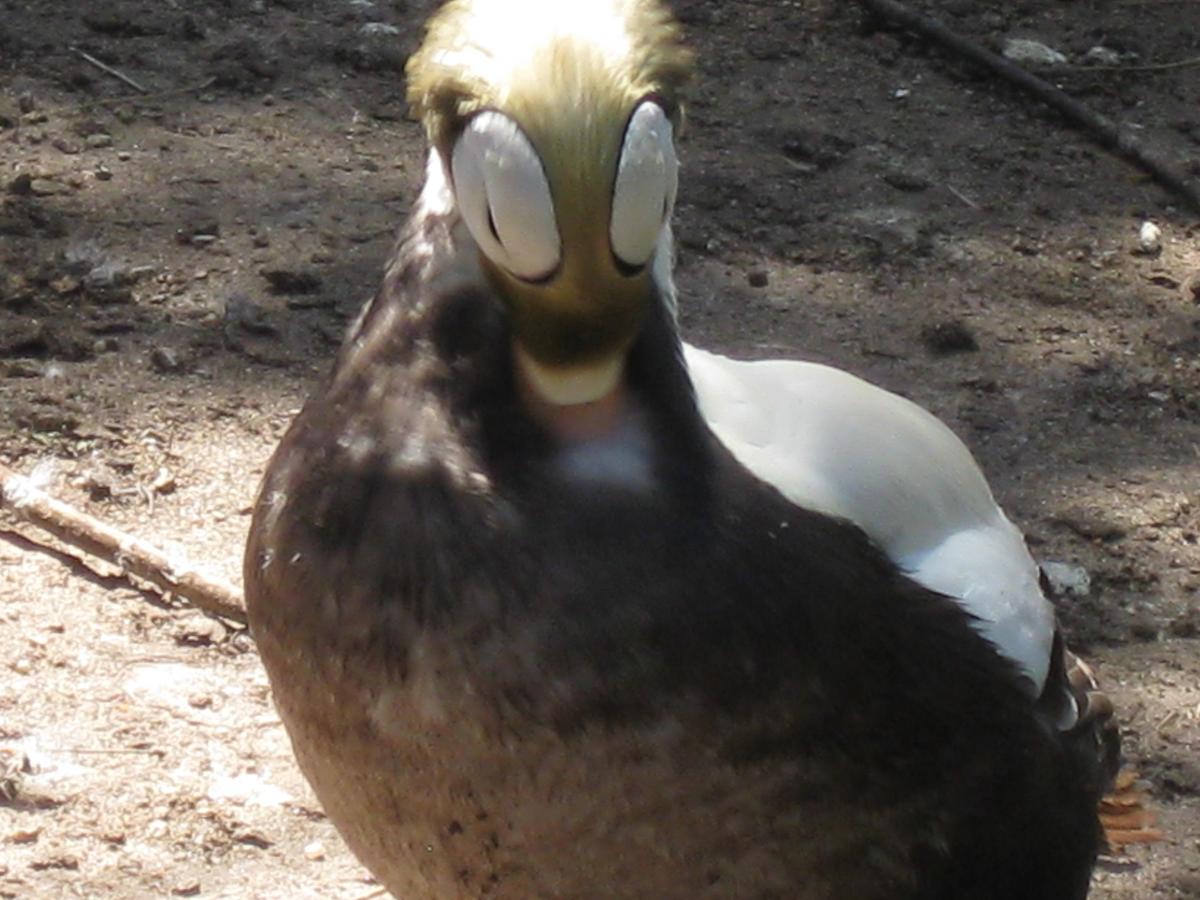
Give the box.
[244,1,1119,897]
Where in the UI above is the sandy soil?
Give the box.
[1,0,1198,897]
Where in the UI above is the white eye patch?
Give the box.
[610,101,677,269]
[451,111,562,281]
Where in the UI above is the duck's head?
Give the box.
[407,0,692,405]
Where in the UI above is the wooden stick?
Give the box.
[1067,55,1200,73]
[855,0,1200,215]
[946,184,980,209]
[0,462,246,624]
[89,77,217,108]
[70,46,150,94]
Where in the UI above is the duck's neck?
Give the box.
[514,354,631,444]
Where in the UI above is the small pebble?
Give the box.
[1168,608,1200,638]
[50,276,80,295]
[1129,618,1159,641]
[1182,272,1200,305]
[6,173,32,195]
[361,22,401,36]
[150,346,186,373]
[747,269,769,288]
[303,840,327,861]
[151,468,177,494]
[262,267,322,295]
[1041,561,1091,598]
[85,133,113,149]
[174,614,228,646]
[1002,38,1068,67]
[1137,220,1162,256]
[234,829,273,849]
[921,320,978,356]
[30,179,69,196]
[225,293,279,336]
[1084,46,1121,66]
[883,170,930,192]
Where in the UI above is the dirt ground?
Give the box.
[0,0,1198,897]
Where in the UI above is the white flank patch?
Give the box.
[684,345,1055,691]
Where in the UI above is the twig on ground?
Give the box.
[69,46,150,94]
[89,77,218,108]
[855,0,1200,215]
[0,462,246,624]
[1066,55,1200,73]
[946,184,980,209]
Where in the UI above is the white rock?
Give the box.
[360,22,400,36]
[1003,38,1068,67]
[1137,220,1162,255]
[1041,561,1091,598]
[1084,45,1122,66]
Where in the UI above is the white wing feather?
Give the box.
[684,344,1055,693]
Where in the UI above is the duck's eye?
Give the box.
[610,101,678,271]
[451,111,562,281]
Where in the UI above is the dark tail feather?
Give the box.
[1060,643,1121,791]
[1039,632,1162,851]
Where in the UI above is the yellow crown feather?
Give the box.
[406,0,693,151]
